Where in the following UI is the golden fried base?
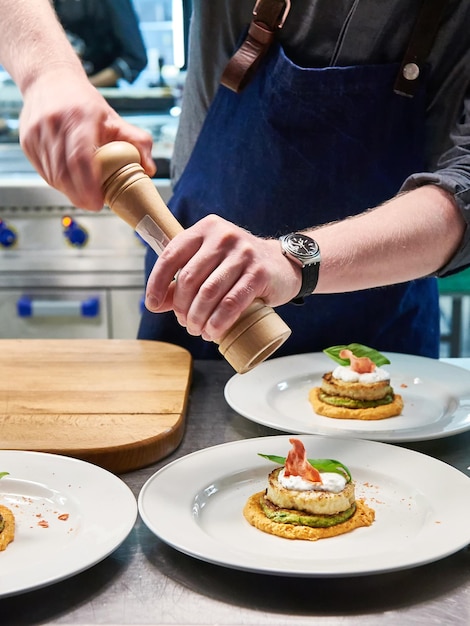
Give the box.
[0,504,15,551]
[309,387,404,420]
[243,492,375,541]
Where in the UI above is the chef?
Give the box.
[138,0,470,359]
[1,0,469,360]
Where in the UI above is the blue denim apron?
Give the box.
[138,43,439,359]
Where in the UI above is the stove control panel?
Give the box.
[62,215,88,248]
[0,219,17,248]
[0,179,171,269]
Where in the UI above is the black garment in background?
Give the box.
[53,0,147,84]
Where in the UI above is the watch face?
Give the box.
[284,234,320,264]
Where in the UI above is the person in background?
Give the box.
[0,1,469,361]
[0,0,154,211]
[137,0,470,359]
[52,0,147,87]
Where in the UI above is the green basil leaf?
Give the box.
[258,453,286,465]
[258,454,351,482]
[309,459,352,481]
[0,472,9,479]
[323,343,390,367]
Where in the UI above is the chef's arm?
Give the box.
[0,0,85,91]
[0,0,154,211]
[145,184,465,342]
[399,93,470,277]
[313,91,470,291]
[88,67,121,88]
[309,184,466,294]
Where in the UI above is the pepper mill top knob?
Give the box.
[95,141,142,185]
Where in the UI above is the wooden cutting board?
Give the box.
[0,339,192,473]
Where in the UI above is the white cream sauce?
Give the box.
[332,364,390,383]
[278,468,347,493]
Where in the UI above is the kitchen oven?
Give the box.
[0,0,188,341]
[0,145,171,340]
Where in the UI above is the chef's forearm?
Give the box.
[309,185,465,294]
[0,0,84,94]
[89,68,121,88]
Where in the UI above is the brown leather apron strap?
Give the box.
[394,0,450,97]
[220,0,290,93]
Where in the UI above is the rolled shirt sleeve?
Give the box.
[401,93,470,277]
[111,56,138,83]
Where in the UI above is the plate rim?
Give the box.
[138,434,470,577]
[0,449,138,598]
[224,352,470,442]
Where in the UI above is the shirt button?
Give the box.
[403,63,420,81]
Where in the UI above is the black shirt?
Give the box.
[53,0,147,84]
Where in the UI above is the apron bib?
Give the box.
[139,42,440,359]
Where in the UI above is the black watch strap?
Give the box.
[291,261,320,305]
[279,232,321,305]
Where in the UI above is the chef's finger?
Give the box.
[111,120,155,177]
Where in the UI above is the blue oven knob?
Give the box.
[62,216,88,247]
[0,219,18,248]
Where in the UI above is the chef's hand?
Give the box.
[19,67,155,211]
[145,215,302,342]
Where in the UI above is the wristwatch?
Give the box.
[279,232,321,304]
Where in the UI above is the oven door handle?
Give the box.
[17,296,100,318]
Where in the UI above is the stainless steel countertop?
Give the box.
[1,358,469,626]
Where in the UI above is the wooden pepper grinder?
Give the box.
[94,141,291,373]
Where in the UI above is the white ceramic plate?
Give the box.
[224,352,470,442]
[138,434,470,577]
[0,450,137,597]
